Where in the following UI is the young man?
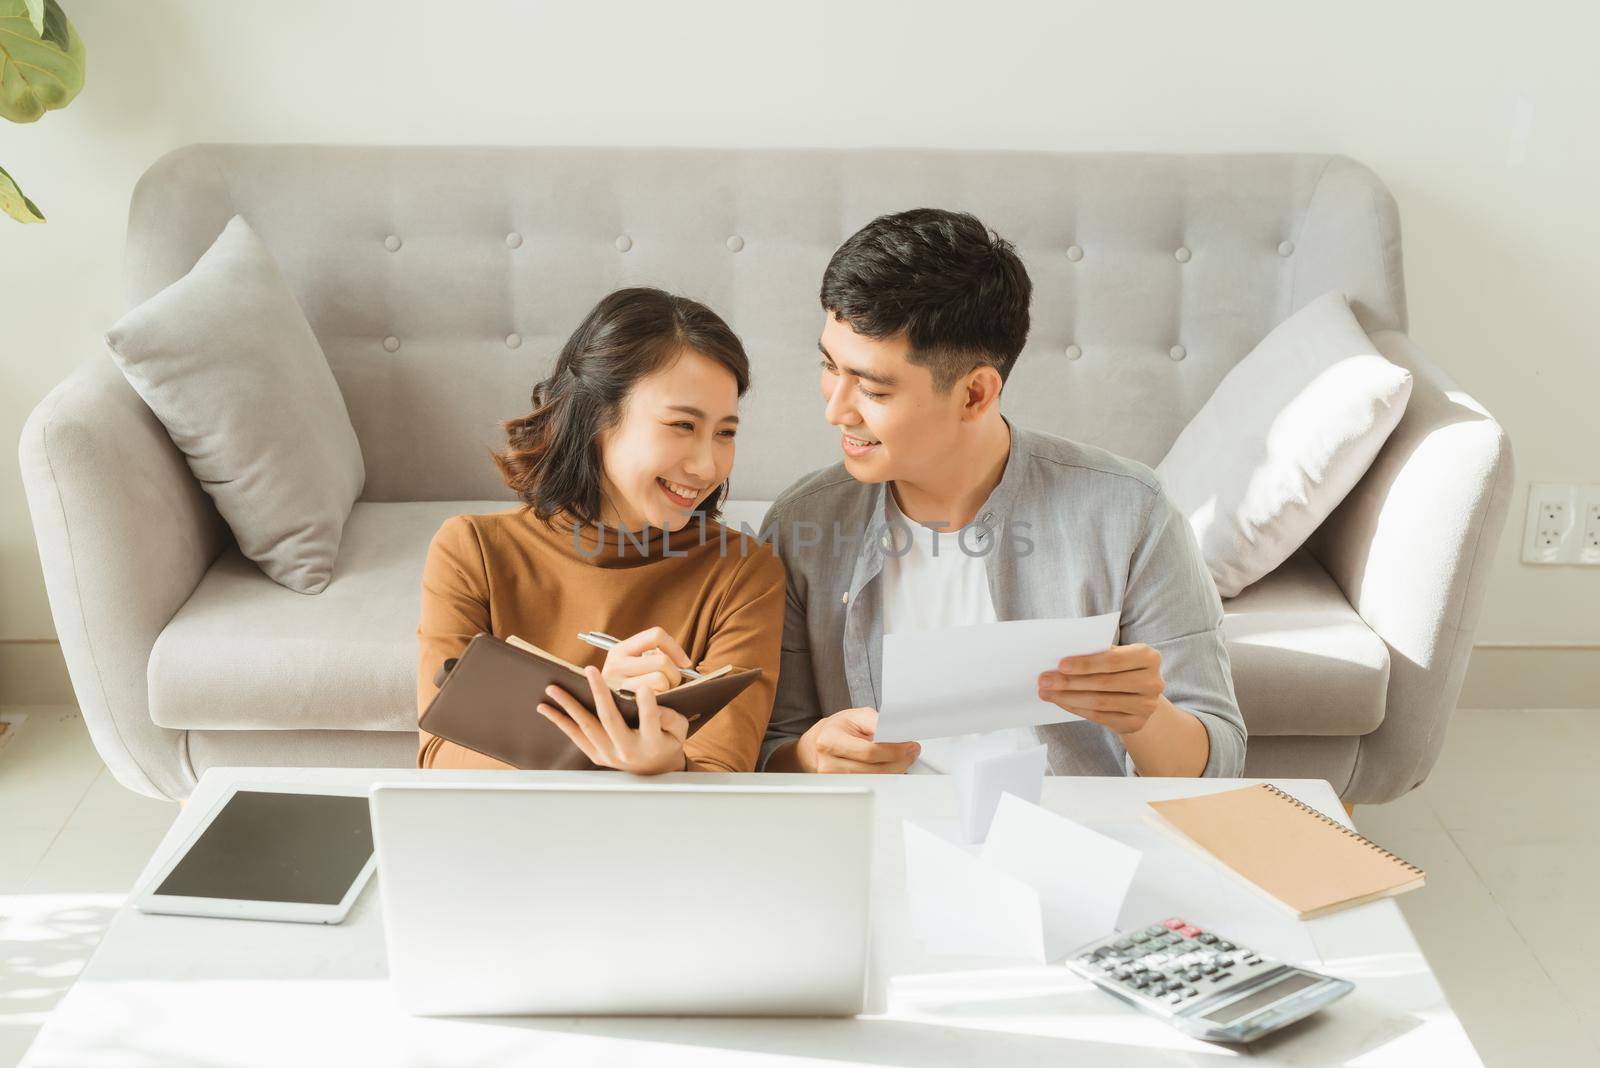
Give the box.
[759,208,1244,777]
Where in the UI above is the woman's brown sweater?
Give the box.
[416,508,785,772]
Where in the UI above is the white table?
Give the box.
[21,768,1478,1067]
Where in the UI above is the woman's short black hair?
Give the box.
[495,287,750,526]
[819,208,1032,391]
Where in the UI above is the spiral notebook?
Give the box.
[1148,784,1426,920]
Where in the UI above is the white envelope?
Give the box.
[902,794,1143,963]
[954,742,1048,843]
[876,613,1119,742]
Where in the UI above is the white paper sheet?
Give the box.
[982,795,1144,960]
[902,796,1143,963]
[953,742,1048,843]
[902,820,1046,960]
[876,613,1119,742]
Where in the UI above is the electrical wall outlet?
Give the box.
[1523,483,1600,565]
[1583,494,1600,565]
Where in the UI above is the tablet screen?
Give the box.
[154,790,374,905]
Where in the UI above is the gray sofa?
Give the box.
[19,146,1513,803]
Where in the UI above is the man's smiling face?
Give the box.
[817,313,970,487]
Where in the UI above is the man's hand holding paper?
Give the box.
[1037,642,1169,735]
[795,706,922,774]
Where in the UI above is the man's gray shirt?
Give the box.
[757,423,1245,777]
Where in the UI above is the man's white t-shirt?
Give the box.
[879,491,1037,773]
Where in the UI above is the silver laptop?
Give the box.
[368,781,873,1016]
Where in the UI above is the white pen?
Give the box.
[576,631,706,681]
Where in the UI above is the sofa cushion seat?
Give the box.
[151,503,1386,740]
[149,500,509,732]
[1221,550,1390,737]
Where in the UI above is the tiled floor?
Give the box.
[1,706,1597,1066]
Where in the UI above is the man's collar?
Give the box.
[869,419,1025,538]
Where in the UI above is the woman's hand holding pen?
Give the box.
[599,626,695,694]
[537,665,690,775]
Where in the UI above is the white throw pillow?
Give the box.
[105,215,365,594]
[1156,291,1411,599]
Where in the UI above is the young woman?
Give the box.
[416,288,784,774]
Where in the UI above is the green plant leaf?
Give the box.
[0,162,46,222]
[39,0,66,49]
[22,0,40,36]
[0,0,85,122]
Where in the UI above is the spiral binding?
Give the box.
[1259,783,1425,876]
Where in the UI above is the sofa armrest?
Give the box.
[1307,330,1514,803]
[19,354,230,799]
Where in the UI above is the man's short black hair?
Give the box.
[820,208,1032,391]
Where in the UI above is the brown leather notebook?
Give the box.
[418,632,761,770]
[1148,784,1426,919]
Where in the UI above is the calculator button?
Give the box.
[1163,918,1186,930]
[1145,925,1167,937]
[1201,963,1218,975]
[1178,925,1200,938]
[1197,933,1218,944]
[1184,967,1203,981]
[1113,938,1133,950]
[1130,932,1149,943]
[1217,941,1235,951]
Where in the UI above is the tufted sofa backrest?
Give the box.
[122,146,1406,502]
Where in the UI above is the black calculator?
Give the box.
[1065,917,1354,1043]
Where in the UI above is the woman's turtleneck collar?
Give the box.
[532,509,722,569]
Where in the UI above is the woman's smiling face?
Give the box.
[596,348,741,532]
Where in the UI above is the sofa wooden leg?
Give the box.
[1342,801,1355,819]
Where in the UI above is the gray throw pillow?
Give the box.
[105,214,364,594]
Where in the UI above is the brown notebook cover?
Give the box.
[1148,784,1426,920]
[418,633,761,770]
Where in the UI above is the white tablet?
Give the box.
[133,782,377,924]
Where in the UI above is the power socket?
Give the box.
[1523,484,1600,565]
[1583,496,1600,565]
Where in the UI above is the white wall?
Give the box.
[4,1,1597,692]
